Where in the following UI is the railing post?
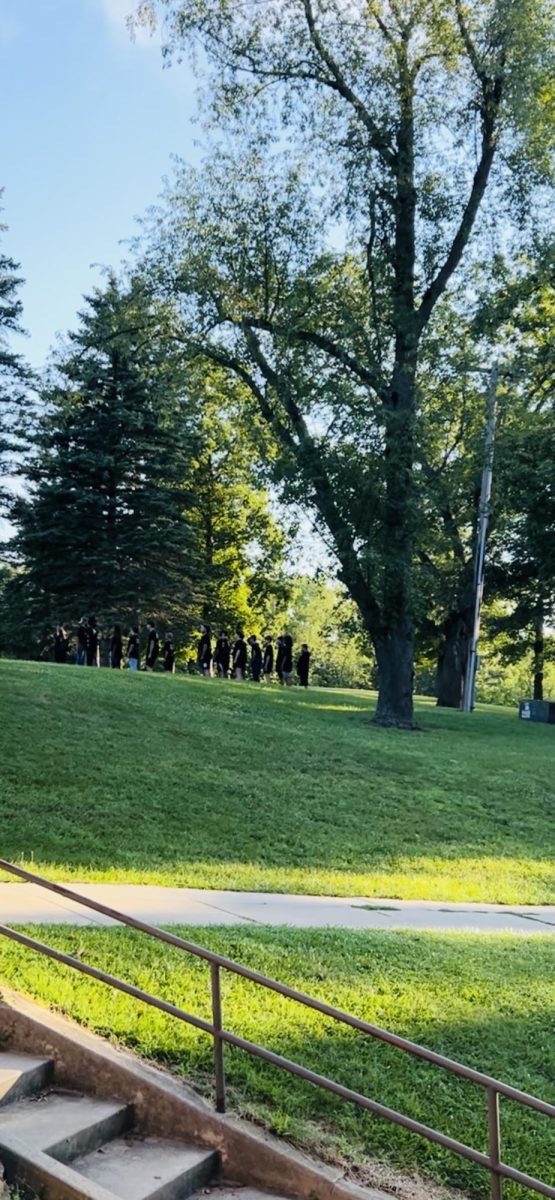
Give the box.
[487,1086,502,1200]
[211,962,226,1113]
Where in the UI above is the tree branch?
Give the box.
[302,0,396,168]
[454,1,486,83]
[242,324,383,630]
[243,315,385,395]
[416,71,504,334]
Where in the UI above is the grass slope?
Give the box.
[0,924,553,1199]
[1,658,554,903]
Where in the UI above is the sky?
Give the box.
[0,0,330,568]
[1,0,200,368]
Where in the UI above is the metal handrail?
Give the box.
[0,860,554,1199]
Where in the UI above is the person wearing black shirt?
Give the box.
[86,616,98,667]
[249,635,262,683]
[197,624,212,675]
[275,636,285,685]
[54,625,69,664]
[110,625,123,669]
[76,618,87,666]
[127,627,140,671]
[163,632,175,673]
[214,632,230,678]
[145,623,159,670]
[281,634,294,686]
[263,636,274,684]
[296,643,311,688]
[232,630,247,680]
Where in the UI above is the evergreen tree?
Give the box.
[8,276,203,643]
[0,201,32,513]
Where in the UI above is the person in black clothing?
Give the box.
[281,634,294,686]
[232,630,247,680]
[86,616,98,667]
[76,617,87,665]
[296,643,311,688]
[275,635,285,685]
[197,624,212,675]
[110,625,123,669]
[128,627,140,670]
[249,635,262,683]
[145,623,159,670]
[54,625,69,663]
[163,632,175,673]
[214,631,230,678]
[262,636,274,684]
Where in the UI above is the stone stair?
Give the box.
[0,1051,267,1200]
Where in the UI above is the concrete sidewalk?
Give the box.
[1,882,555,934]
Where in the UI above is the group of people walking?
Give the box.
[197,626,311,687]
[53,618,311,686]
[54,618,176,673]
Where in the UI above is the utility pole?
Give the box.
[463,363,499,713]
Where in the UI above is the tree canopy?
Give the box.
[134,0,553,724]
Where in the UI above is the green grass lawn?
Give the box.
[0,924,553,1199]
[1,657,554,903]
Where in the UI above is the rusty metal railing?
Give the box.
[0,859,554,1199]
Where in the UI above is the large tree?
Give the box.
[8,276,203,641]
[136,0,552,726]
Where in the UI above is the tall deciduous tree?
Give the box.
[136,0,552,726]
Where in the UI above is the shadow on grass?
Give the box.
[1,659,555,901]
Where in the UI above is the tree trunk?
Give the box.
[436,611,471,708]
[374,622,415,728]
[533,616,544,701]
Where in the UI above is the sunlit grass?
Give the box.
[1,658,554,903]
[0,924,553,1199]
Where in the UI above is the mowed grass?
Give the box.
[1,657,554,903]
[0,925,554,1198]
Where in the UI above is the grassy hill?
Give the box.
[1,658,553,903]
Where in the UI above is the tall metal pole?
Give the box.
[463,364,498,713]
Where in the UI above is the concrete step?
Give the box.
[71,1134,218,1200]
[0,1091,133,1162]
[0,1051,53,1106]
[200,1191,292,1200]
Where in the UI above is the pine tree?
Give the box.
[9,276,203,643]
[0,202,31,511]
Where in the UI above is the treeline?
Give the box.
[1,0,554,722]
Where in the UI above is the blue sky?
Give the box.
[1,0,199,367]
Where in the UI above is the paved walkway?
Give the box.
[2,883,555,934]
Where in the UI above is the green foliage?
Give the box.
[0,204,32,509]
[271,575,374,688]
[187,362,290,636]
[1,658,554,903]
[2,276,288,658]
[6,275,202,644]
[2,922,554,1197]
[133,0,553,724]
